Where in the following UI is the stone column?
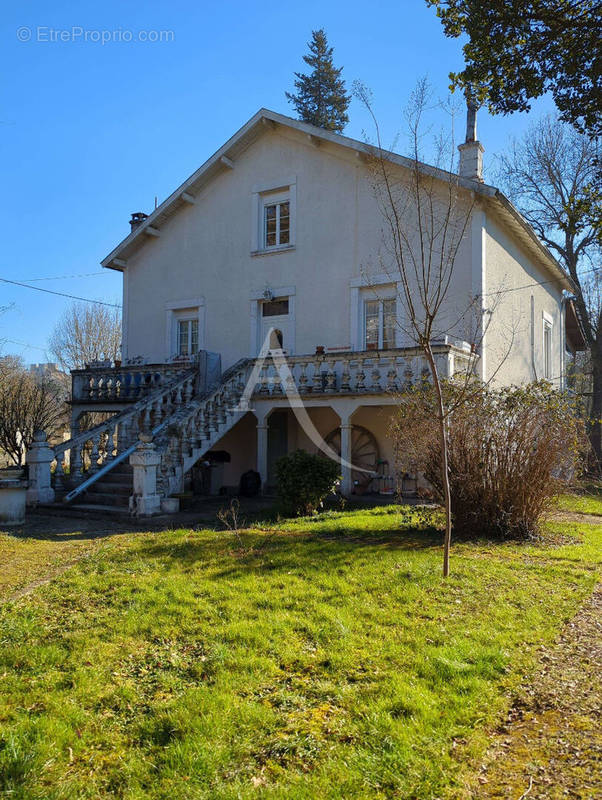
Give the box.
[256,422,268,491]
[129,433,161,516]
[340,422,353,497]
[26,430,55,506]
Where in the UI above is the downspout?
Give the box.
[530,295,538,381]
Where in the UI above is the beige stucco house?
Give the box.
[39,109,585,512]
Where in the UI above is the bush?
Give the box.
[392,382,587,539]
[275,449,341,516]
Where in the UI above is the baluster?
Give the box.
[298,361,308,393]
[210,401,219,432]
[325,360,336,392]
[71,445,83,481]
[89,435,100,473]
[218,394,227,425]
[175,384,183,406]
[371,359,381,391]
[312,358,324,392]
[340,359,351,392]
[184,377,194,402]
[356,358,366,392]
[386,359,398,392]
[142,402,152,432]
[54,456,65,489]
[259,364,270,394]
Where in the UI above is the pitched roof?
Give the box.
[101,108,575,293]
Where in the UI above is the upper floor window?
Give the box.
[543,316,553,379]
[365,298,396,350]
[177,318,198,357]
[264,200,290,248]
[251,179,296,255]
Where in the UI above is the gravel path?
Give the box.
[476,584,602,799]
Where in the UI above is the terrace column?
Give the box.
[256,422,268,492]
[340,419,353,497]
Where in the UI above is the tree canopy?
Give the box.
[425,1,602,138]
[286,29,350,132]
[49,301,121,371]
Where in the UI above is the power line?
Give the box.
[2,338,47,352]
[0,278,121,308]
[23,272,107,282]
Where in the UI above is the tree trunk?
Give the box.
[425,345,453,577]
[590,335,602,471]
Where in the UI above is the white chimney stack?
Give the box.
[458,99,484,182]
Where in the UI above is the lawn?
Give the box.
[0,502,600,799]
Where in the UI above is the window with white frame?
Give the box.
[177,318,199,357]
[364,298,396,350]
[263,195,290,248]
[543,315,553,379]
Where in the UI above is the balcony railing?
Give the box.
[251,343,474,398]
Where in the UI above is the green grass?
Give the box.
[0,503,600,799]
[555,484,602,516]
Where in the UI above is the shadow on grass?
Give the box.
[123,518,446,579]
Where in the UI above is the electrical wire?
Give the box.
[0,278,121,308]
[23,272,107,282]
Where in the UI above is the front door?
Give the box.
[259,297,291,354]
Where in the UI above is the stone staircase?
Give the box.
[47,358,254,515]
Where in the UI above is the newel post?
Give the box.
[129,433,162,516]
[26,430,55,506]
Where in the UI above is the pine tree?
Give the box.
[285,29,350,133]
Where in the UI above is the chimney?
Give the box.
[129,212,148,232]
[458,99,484,182]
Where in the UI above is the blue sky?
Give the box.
[1,0,555,364]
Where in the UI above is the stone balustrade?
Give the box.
[250,344,472,398]
[71,361,196,404]
[52,370,199,491]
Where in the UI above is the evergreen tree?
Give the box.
[286,29,350,132]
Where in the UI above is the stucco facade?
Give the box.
[90,109,576,498]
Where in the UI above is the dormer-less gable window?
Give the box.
[251,178,296,255]
[264,198,290,248]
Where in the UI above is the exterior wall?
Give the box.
[483,213,565,386]
[122,127,475,370]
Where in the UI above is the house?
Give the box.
[32,108,584,512]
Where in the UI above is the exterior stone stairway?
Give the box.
[48,358,253,514]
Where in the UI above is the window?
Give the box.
[543,318,552,379]
[264,200,290,248]
[262,298,289,317]
[177,318,198,357]
[364,298,396,350]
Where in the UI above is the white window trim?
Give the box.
[363,296,396,350]
[249,286,296,357]
[251,178,296,255]
[350,276,402,351]
[165,297,205,361]
[542,311,554,380]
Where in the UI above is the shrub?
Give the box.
[391,381,587,539]
[275,449,341,516]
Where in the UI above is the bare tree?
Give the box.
[0,357,67,466]
[49,301,121,371]
[355,80,506,576]
[495,116,601,464]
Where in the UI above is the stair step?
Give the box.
[89,482,131,496]
[80,491,130,507]
[68,503,131,516]
[98,471,132,484]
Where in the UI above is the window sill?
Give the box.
[251,244,295,258]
